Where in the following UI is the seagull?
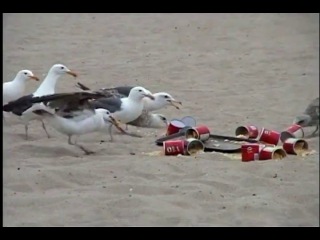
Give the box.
[3,91,128,155]
[76,82,181,128]
[3,69,40,104]
[76,82,182,111]
[6,64,77,140]
[87,86,156,137]
[293,97,319,136]
[3,69,39,120]
[89,86,155,122]
[127,111,169,128]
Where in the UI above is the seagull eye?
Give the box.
[60,66,64,70]
[138,89,142,92]
[164,95,169,98]
[24,72,28,75]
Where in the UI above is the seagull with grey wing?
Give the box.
[4,64,78,140]
[87,86,156,138]
[3,91,132,155]
[293,97,319,136]
[76,82,182,128]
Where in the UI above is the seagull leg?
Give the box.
[68,135,94,155]
[24,124,29,140]
[311,124,319,136]
[41,120,51,138]
[108,124,114,142]
[125,124,129,130]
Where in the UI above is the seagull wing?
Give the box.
[3,94,35,115]
[35,92,106,119]
[89,96,124,113]
[76,82,118,98]
[76,82,134,98]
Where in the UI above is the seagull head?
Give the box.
[293,114,312,127]
[155,113,169,126]
[152,92,182,110]
[129,86,155,101]
[95,108,128,134]
[49,64,77,78]
[17,70,39,81]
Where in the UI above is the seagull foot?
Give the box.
[84,150,95,155]
[81,148,95,155]
[79,146,95,155]
[41,121,51,138]
[309,125,319,137]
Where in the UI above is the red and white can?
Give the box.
[184,138,205,155]
[166,119,185,136]
[241,143,265,162]
[282,138,308,155]
[259,146,287,160]
[280,124,305,142]
[163,140,186,156]
[235,125,259,139]
[185,125,211,141]
[258,128,281,145]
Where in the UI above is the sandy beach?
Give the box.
[3,13,319,227]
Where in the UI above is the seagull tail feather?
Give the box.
[32,109,54,117]
[76,82,91,91]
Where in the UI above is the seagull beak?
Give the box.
[108,115,120,126]
[143,93,155,100]
[167,99,182,109]
[108,115,128,133]
[67,70,78,78]
[29,75,40,81]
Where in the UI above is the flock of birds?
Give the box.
[3,63,182,154]
[2,63,319,155]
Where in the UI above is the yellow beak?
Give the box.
[67,70,78,78]
[168,99,182,109]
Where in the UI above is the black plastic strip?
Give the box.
[155,130,259,153]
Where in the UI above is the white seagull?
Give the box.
[76,82,182,128]
[76,83,182,111]
[88,86,156,136]
[3,69,39,120]
[3,91,127,155]
[127,111,169,128]
[6,64,77,140]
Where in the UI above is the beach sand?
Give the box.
[3,13,319,227]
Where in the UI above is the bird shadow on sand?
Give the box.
[303,133,319,140]
[17,144,82,158]
[7,131,57,141]
[17,142,116,158]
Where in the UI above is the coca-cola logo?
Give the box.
[166,145,181,153]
